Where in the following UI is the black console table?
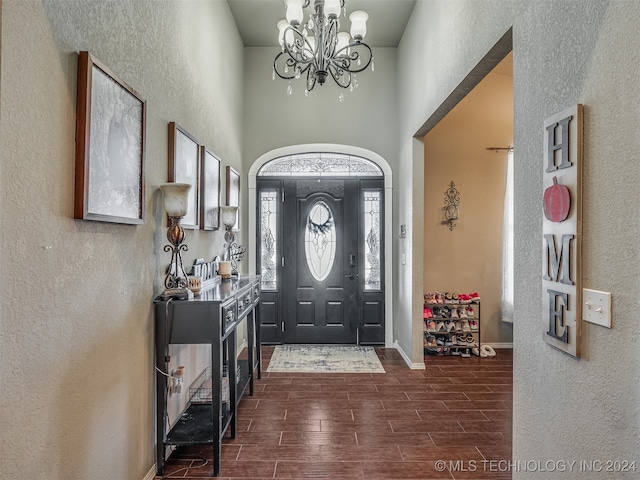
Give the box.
[154,275,261,477]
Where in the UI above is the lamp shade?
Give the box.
[219,206,238,228]
[349,10,368,40]
[336,32,351,53]
[285,0,304,25]
[160,183,191,217]
[325,0,341,18]
[277,19,289,46]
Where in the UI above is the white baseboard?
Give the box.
[393,341,426,369]
[142,465,157,480]
[485,342,513,349]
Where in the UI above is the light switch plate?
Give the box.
[582,289,612,328]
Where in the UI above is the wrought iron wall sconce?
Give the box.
[219,206,246,275]
[160,183,192,289]
[442,181,460,231]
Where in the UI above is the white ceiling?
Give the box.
[226,0,417,47]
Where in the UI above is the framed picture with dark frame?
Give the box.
[200,146,221,230]
[226,166,240,230]
[168,122,200,229]
[74,51,146,224]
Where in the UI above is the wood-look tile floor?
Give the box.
[160,347,512,480]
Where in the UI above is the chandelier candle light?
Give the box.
[160,183,192,290]
[273,0,373,95]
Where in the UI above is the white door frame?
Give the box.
[248,144,394,347]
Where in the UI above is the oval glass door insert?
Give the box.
[304,200,336,282]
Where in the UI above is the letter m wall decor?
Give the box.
[542,105,583,357]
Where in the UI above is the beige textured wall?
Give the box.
[400,0,640,476]
[0,1,243,479]
[423,65,514,345]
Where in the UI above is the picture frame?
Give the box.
[226,166,240,230]
[200,146,221,230]
[168,122,200,229]
[74,51,146,224]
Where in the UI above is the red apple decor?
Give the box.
[543,176,571,222]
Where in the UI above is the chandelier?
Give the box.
[273,0,373,94]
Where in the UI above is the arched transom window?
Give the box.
[257,152,383,177]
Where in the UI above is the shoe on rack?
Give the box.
[469,319,478,331]
[466,306,475,318]
[458,294,472,304]
[457,335,467,346]
[432,306,441,317]
[458,307,467,319]
[436,337,445,346]
[437,322,446,332]
[450,308,459,318]
[461,319,471,333]
[469,292,481,303]
[444,336,453,347]
[464,333,477,347]
[441,306,451,318]
[427,321,436,333]
[446,321,456,333]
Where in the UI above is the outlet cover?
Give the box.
[582,289,612,328]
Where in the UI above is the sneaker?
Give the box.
[458,307,467,318]
[427,321,436,333]
[461,319,471,333]
[446,321,456,333]
[469,292,481,303]
[437,322,447,332]
[458,294,472,304]
[450,308,459,319]
[465,333,477,347]
[432,306,441,317]
[436,337,445,346]
[456,335,466,346]
[469,319,478,331]
[425,308,433,318]
[441,306,451,318]
[461,349,471,358]
[466,306,475,318]
[423,320,428,332]
[444,336,453,347]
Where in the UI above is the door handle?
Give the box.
[344,272,358,280]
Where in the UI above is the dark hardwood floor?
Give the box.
[160,347,512,479]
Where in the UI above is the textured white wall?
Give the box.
[241,46,399,169]
[513,1,640,475]
[399,0,640,476]
[0,1,244,479]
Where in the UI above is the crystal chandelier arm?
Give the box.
[334,41,373,73]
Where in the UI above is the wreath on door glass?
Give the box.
[307,211,333,235]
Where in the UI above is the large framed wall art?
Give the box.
[200,146,221,230]
[226,166,240,230]
[74,51,146,224]
[168,122,200,229]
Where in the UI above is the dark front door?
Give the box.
[257,177,384,345]
[282,179,358,343]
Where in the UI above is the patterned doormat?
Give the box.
[266,345,385,373]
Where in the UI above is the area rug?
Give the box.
[267,345,385,373]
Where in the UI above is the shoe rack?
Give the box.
[423,292,481,357]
